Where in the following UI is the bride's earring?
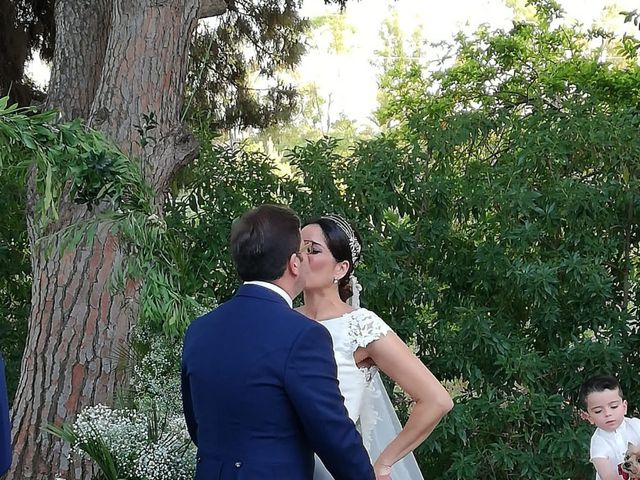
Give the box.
[332,277,338,284]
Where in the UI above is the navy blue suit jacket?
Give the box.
[181,284,374,480]
[0,354,12,476]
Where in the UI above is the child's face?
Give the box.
[583,388,627,432]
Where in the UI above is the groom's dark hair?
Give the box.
[230,204,301,281]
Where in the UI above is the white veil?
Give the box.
[349,277,424,480]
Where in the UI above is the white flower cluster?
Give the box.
[71,404,147,476]
[129,332,183,415]
[70,404,195,480]
[135,419,195,480]
[58,325,209,479]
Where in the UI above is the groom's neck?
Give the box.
[270,278,298,303]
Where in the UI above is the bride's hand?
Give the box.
[373,459,392,479]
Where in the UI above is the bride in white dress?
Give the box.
[297,215,453,480]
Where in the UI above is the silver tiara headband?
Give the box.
[322,214,361,266]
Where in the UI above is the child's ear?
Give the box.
[580,410,592,422]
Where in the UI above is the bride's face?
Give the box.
[301,224,341,291]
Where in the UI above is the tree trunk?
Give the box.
[7,0,216,477]
[46,0,112,120]
[10,225,137,479]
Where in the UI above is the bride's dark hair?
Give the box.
[303,216,362,302]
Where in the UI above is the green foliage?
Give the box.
[0,98,151,230]
[243,83,376,159]
[4,2,640,478]
[363,4,640,476]
[0,99,205,387]
[184,1,308,131]
[0,139,29,407]
[373,10,428,130]
[192,8,375,154]
[134,112,158,149]
[619,9,640,59]
[167,3,640,477]
[108,210,208,337]
[165,134,294,303]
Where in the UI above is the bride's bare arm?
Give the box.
[363,333,453,477]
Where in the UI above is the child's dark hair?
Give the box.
[579,374,623,408]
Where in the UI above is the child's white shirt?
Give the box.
[591,417,640,479]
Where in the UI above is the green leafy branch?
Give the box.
[134,112,158,149]
[619,10,640,59]
[0,97,206,337]
[0,97,152,231]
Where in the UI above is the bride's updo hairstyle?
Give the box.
[303,215,362,302]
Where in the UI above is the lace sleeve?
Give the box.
[347,309,392,350]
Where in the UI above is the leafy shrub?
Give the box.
[165,4,640,477]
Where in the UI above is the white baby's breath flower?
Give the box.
[64,330,196,479]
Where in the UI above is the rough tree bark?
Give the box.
[7,0,227,478]
[45,0,112,120]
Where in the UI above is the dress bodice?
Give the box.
[319,308,392,423]
[313,308,425,480]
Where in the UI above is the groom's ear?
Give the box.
[287,252,300,276]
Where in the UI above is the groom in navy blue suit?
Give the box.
[181,205,374,480]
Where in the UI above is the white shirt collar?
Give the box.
[244,281,293,308]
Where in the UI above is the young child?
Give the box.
[580,375,640,480]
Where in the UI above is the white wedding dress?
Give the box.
[313,308,424,480]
